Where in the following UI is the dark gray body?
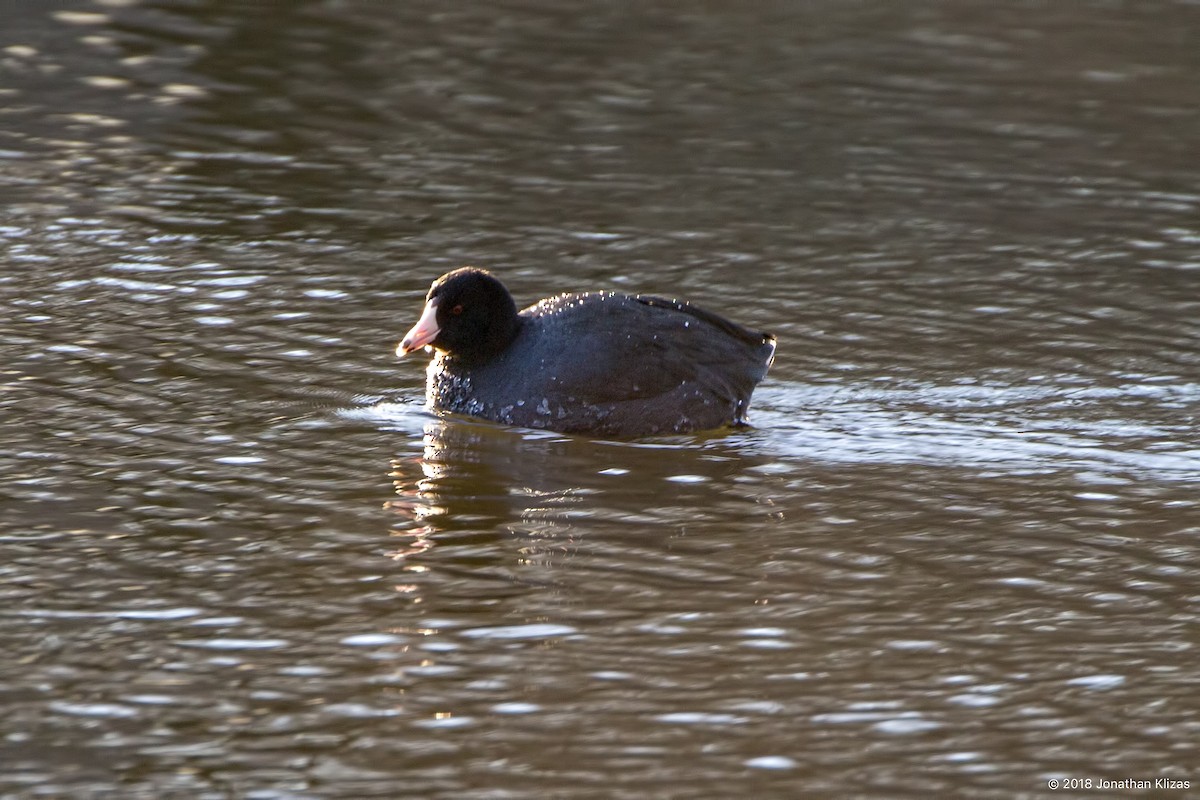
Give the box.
[426,291,776,437]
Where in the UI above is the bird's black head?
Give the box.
[397,267,520,364]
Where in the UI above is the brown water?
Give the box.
[2,1,1199,798]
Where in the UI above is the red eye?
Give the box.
[450,304,464,316]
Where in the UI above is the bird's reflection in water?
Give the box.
[383,411,779,604]
[385,417,585,565]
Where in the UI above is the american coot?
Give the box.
[397,268,776,437]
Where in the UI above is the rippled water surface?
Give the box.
[2,1,1199,797]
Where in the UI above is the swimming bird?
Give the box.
[397,268,776,437]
